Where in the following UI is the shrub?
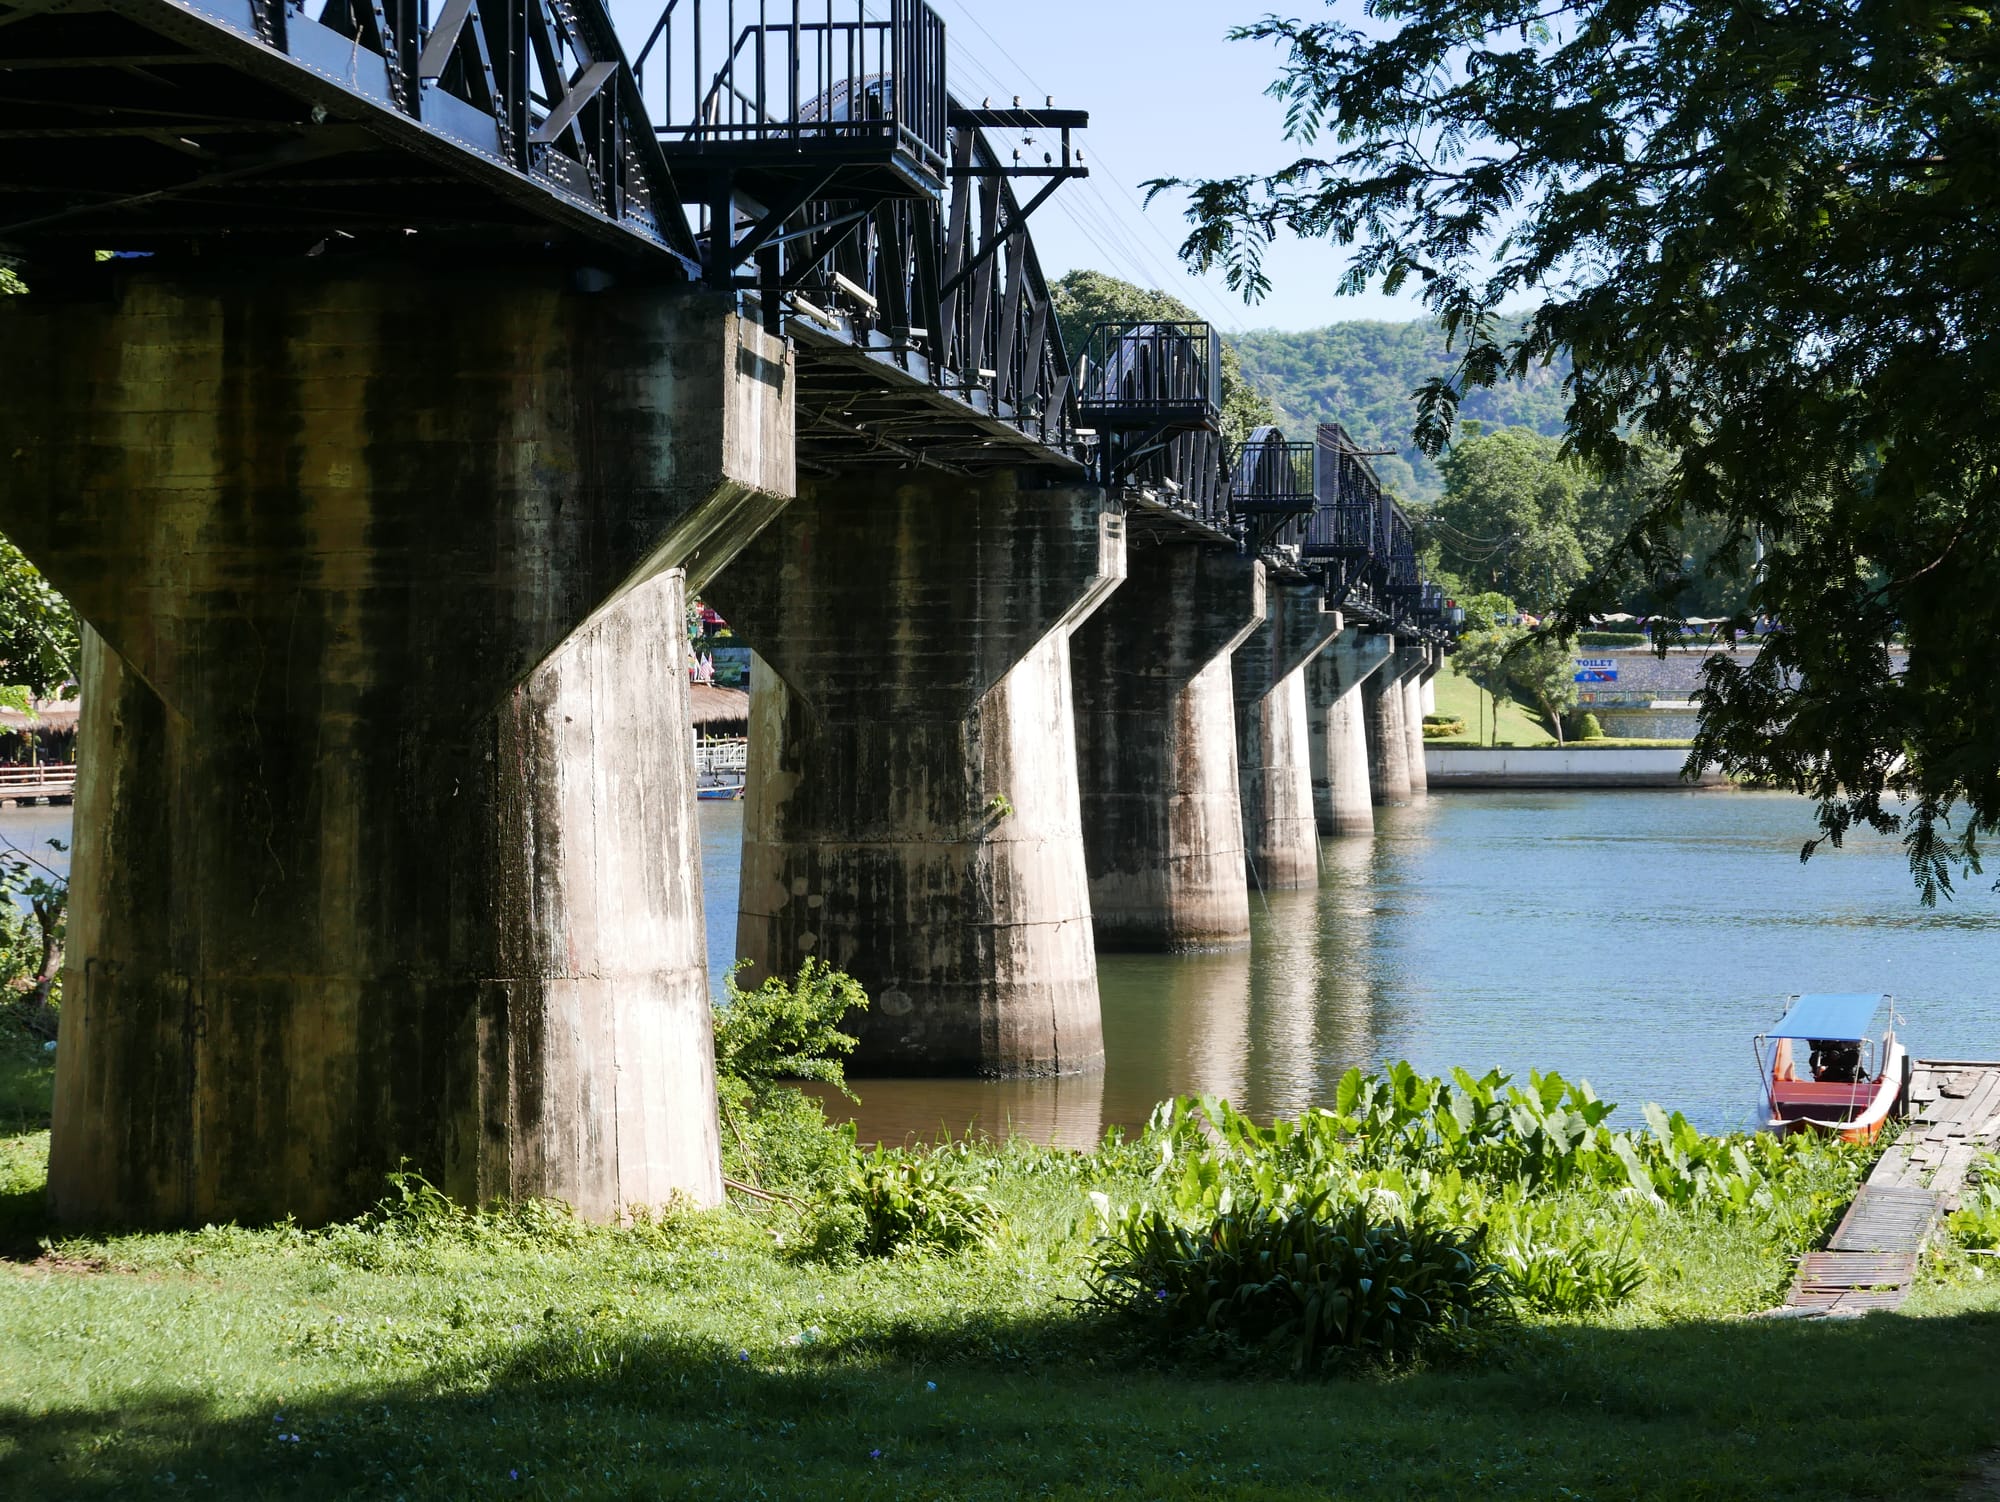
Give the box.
[1490,1207,1645,1313]
[712,959,869,1195]
[1574,712,1605,740]
[730,1086,856,1198]
[1086,1187,1505,1369]
[811,1145,999,1260]
[1949,1156,2000,1250]
[1422,715,1467,739]
[713,959,868,1113]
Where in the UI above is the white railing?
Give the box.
[693,739,747,776]
[0,762,75,793]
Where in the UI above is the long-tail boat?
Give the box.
[1755,993,1908,1142]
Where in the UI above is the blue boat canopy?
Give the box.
[1767,993,1884,1042]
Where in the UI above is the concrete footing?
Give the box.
[0,263,794,1226]
[1309,628,1393,835]
[710,473,1124,1077]
[1231,586,1342,889]
[1071,545,1265,951]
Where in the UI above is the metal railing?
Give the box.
[1230,430,1315,514]
[1074,321,1220,429]
[693,738,748,776]
[634,0,947,176]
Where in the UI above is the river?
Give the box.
[702,790,2000,1143]
[11,789,1994,1144]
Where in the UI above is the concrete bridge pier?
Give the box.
[707,473,1125,1077]
[1402,645,1434,798]
[1364,640,1416,805]
[1308,627,1393,836]
[0,264,793,1228]
[1071,544,1266,951]
[1231,586,1344,889]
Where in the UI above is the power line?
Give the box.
[926,0,1247,332]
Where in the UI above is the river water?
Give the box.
[13,790,1994,1144]
[702,790,2000,1144]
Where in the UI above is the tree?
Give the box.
[1454,624,1578,744]
[0,536,77,704]
[1051,269,1278,448]
[1160,0,2000,898]
[0,270,80,704]
[1426,426,1586,612]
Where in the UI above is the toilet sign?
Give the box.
[1574,657,1618,684]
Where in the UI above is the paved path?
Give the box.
[1786,1059,2000,1313]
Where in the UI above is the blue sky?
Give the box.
[609,0,1427,331]
[914,0,1425,332]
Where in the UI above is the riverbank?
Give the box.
[1425,744,1727,788]
[3,1046,2000,1499]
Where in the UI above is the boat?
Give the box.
[696,778,745,802]
[1755,993,1908,1142]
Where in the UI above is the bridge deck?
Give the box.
[1783,1059,2000,1313]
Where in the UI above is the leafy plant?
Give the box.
[711,959,869,1195]
[713,959,866,1113]
[812,1145,999,1260]
[0,836,66,1033]
[1086,1185,1505,1369]
[1948,1157,2000,1252]
[1489,1205,1645,1314]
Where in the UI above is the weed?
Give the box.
[810,1144,1000,1260]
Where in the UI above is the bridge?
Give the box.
[0,0,1451,1227]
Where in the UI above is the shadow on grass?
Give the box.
[3,1294,1998,1500]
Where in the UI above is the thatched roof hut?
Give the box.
[690,684,749,739]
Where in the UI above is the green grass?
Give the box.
[1,1120,1998,1500]
[4,1015,1997,1500]
[1429,660,1557,746]
[0,1012,52,1135]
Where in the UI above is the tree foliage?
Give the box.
[1426,426,1585,611]
[0,536,77,703]
[1050,269,1277,448]
[1161,0,2000,897]
[1455,625,1578,743]
[1234,319,1569,499]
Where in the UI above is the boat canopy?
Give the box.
[1767,993,1884,1042]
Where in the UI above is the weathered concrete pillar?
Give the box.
[1402,647,1432,797]
[1,262,793,1227]
[1071,545,1265,951]
[1307,627,1393,836]
[1231,584,1342,889]
[1364,645,1414,804]
[708,473,1124,1077]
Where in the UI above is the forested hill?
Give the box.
[1232,322,1570,502]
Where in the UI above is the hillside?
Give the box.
[1232,322,1570,501]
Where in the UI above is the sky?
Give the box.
[608,0,1428,333]
[910,0,1426,333]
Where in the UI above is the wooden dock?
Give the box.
[0,762,74,805]
[1784,1059,2000,1314]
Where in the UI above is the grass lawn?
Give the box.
[1428,659,1556,746]
[4,1071,1999,1499]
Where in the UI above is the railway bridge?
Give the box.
[0,0,1450,1226]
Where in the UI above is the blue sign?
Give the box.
[1573,658,1618,684]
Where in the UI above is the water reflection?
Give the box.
[21,791,1999,1141]
[765,790,2000,1140]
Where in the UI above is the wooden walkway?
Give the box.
[0,762,74,805]
[1784,1059,2000,1314]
